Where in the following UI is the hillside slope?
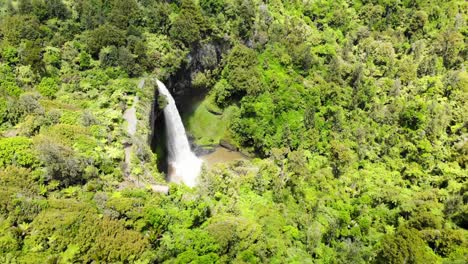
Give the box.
[0,0,467,263]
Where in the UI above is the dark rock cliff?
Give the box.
[166,40,229,110]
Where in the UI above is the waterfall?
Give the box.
[156,80,202,187]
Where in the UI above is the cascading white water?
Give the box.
[156,79,202,187]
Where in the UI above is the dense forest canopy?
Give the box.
[0,0,467,263]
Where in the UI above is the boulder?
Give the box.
[219,139,237,151]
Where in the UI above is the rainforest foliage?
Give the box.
[0,0,467,263]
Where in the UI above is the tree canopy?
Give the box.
[0,0,466,263]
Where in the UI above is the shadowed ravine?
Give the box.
[156,79,202,187]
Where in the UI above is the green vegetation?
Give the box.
[0,0,467,263]
[185,98,237,146]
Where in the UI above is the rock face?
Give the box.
[165,41,229,106]
[121,79,169,194]
[123,80,143,176]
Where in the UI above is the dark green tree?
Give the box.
[169,0,206,46]
[375,227,438,264]
[86,24,126,56]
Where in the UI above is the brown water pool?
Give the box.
[200,147,246,167]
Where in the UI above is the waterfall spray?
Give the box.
[157,80,202,187]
